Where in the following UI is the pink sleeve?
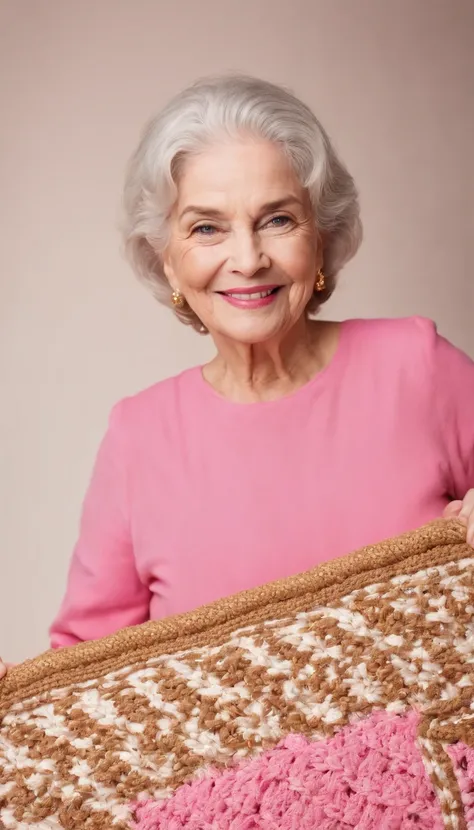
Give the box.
[431,327,474,499]
[49,403,151,648]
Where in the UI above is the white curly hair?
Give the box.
[122,74,362,332]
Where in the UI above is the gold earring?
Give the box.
[315,269,325,292]
[171,289,185,309]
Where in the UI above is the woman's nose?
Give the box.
[228,231,271,277]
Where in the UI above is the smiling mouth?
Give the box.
[218,287,281,300]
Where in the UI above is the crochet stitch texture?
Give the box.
[1,520,473,829]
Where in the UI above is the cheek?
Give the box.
[174,246,221,292]
[273,237,317,285]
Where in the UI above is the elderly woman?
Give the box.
[1,75,474,671]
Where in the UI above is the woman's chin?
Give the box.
[212,315,293,345]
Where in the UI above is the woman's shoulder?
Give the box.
[107,366,203,435]
[342,315,440,367]
[343,315,472,384]
[345,315,437,347]
[336,316,447,387]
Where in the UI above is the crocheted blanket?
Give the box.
[1,520,474,830]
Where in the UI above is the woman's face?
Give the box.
[163,137,322,343]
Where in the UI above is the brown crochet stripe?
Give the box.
[418,731,466,830]
[1,519,473,829]
[0,519,467,710]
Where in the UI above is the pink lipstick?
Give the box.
[218,285,281,309]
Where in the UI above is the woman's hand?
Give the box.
[0,659,14,680]
[444,489,474,547]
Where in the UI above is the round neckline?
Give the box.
[193,319,355,409]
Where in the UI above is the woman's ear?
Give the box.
[161,249,176,287]
[146,234,176,287]
[316,230,326,271]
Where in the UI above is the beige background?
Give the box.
[1,0,473,661]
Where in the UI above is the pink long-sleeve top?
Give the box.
[50,317,474,648]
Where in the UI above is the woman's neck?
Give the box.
[203,319,341,403]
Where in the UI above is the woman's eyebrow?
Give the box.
[179,206,226,220]
[179,196,303,221]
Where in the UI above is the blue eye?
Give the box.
[193,224,216,236]
[268,215,291,228]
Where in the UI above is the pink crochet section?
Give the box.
[132,711,443,829]
[447,742,474,824]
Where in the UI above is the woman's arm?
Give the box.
[50,404,151,648]
[431,326,474,544]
